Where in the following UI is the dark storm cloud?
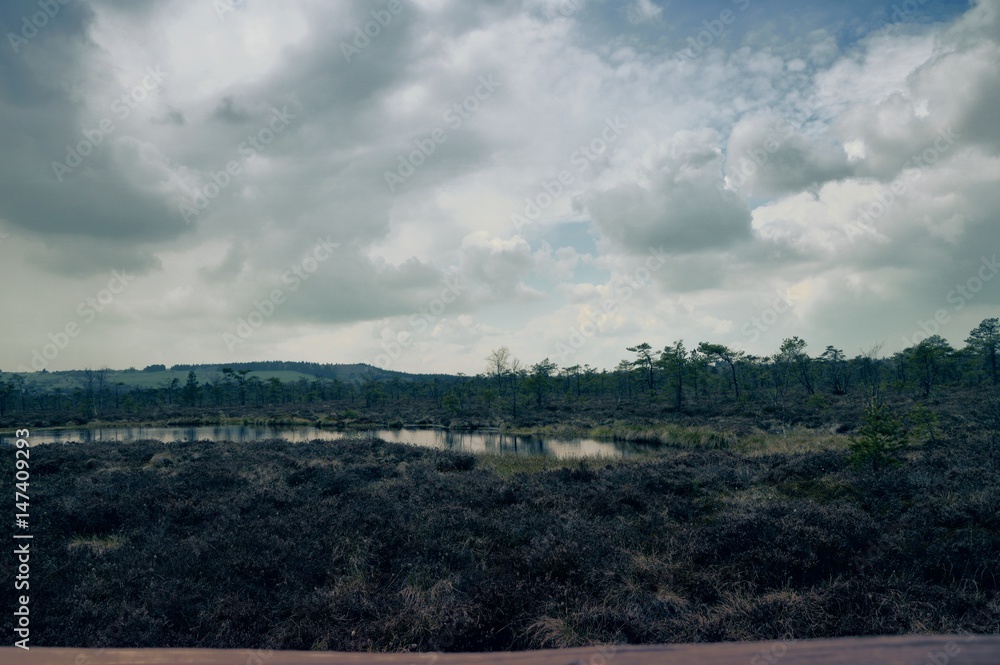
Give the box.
[0,0,997,373]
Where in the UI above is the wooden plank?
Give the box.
[2,635,997,665]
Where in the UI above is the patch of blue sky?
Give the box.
[578,0,971,56]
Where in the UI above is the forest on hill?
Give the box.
[0,319,997,430]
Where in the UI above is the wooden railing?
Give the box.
[3,635,998,665]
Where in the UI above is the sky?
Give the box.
[0,0,998,375]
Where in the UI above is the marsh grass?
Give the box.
[734,426,850,456]
[589,423,738,449]
[67,534,126,556]
[142,451,176,470]
[7,431,997,651]
[477,453,596,477]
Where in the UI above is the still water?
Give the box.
[3,426,655,459]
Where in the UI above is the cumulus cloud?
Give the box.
[587,129,753,255]
[0,0,997,373]
[627,0,663,24]
[724,113,852,197]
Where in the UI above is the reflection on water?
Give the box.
[1,426,655,459]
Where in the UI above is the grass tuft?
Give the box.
[67,535,126,556]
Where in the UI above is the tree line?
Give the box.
[1,318,997,420]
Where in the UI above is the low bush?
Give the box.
[2,434,996,650]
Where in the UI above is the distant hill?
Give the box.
[6,361,460,392]
[166,361,419,382]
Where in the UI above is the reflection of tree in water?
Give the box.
[3,426,650,459]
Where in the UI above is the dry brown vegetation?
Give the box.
[4,400,997,650]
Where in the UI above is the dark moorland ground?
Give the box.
[0,384,962,437]
[3,396,998,651]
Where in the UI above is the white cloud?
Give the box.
[1,0,998,374]
[627,0,662,24]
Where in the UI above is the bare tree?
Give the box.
[858,341,885,401]
[485,347,511,397]
[614,359,633,405]
[83,368,98,417]
[95,368,109,415]
[509,356,524,418]
[360,367,383,409]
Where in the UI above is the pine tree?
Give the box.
[849,399,908,471]
[181,370,200,407]
[966,318,1000,385]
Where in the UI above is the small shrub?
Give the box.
[436,452,476,472]
[849,399,908,471]
[907,405,939,444]
[805,393,830,412]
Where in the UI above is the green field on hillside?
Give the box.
[17,369,323,392]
